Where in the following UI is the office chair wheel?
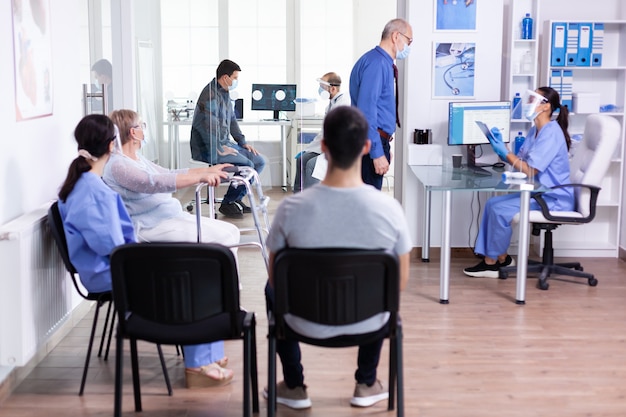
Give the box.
[498,270,508,279]
[537,280,549,291]
[588,277,598,287]
[575,266,584,271]
[186,203,194,212]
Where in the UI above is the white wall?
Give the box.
[0,0,83,225]
[400,0,505,250]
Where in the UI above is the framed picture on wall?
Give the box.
[432,42,475,99]
[435,0,477,31]
[11,0,53,121]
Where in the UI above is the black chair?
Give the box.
[48,202,173,397]
[267,248,403,417]
[48,201,116,396]
[110,242,259,417]
[500,114,621,290]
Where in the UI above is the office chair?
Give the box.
[110,242,259,417]
[267,248,403,417]
[48,202,173,396]
[500,114,621,290]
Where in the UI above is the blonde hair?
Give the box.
[109,109,140,146]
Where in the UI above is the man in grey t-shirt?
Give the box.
[264,106,411,410]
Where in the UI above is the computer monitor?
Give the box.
[448,101,511,168]
[251,84,297,120]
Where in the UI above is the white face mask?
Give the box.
[228,78,238,91]
[396,43,411,60]
[521,90,547,122]
[318,87,330,100]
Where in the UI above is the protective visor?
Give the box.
[512,89,548,121]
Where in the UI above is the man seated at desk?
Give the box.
[293,72,350,193]
[190,59,266,219]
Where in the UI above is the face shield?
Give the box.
[316,78,331,100]
[513,89,548,122]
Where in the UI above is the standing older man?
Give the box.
[350,18,413,190]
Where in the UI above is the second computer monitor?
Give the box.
[448,101,511,146]
[251,84,297,120]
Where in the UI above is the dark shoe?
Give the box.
[235,199,252,214]
[350,379,388,407]
[463,259,500,278]
[499,254,516,268]
[262,381,312,409]
[218,202,243,219]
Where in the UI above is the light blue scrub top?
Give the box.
[58,172,136,293]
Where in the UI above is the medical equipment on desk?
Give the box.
[436,43,475,96]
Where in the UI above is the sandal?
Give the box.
[185,363,234,388]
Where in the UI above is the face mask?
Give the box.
[521,89,547,122]
[318,87,330,100]
[396,43,411,60]
[228,78,238,91]
[523,104,541,121]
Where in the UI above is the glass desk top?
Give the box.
[409,165,546,193]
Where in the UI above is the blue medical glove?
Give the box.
[488,127,509,161]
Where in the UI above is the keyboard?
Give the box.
[466,165,492,177]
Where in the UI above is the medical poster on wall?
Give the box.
[432,42,475,99]
[11,0,53,121]
[435,0,477,31]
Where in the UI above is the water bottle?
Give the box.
[514,132,526,155]
[512,93,522,120]
[522,13,533,39]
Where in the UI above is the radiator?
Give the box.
[0,203,72,366]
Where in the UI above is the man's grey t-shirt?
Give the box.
[266,183,411,338]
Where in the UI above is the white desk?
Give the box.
[410,165,544,305]
[164,118,292,189]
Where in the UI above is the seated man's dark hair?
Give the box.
[323,106,369,169]
[216,59,242,79]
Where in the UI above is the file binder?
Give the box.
[566,23,579,66]
[550,22,567,66]
[576,23,593,66]
[549,70,563,94]
[592,22,604,66]
[561,70,573,111]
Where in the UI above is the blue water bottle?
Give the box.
[512,93,522,120]
[522,13,533,39]
[514,132,526,155]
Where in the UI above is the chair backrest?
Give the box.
[48,201,90,299]
[110,242,242,344]
[272,248,399,329]
[569,114,620,216]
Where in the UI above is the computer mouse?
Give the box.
[493,162,505,170]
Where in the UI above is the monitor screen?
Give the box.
[251,84,297,118]
[448,101,511,146]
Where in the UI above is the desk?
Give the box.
[164,118,292,189]
[410,165,543,305]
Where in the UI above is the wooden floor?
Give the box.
[1,187,626,416]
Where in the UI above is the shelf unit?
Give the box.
[502,0,540,141]
[540,20,626,257]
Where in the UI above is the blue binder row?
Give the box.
[550,22,603,67]
[549,69,573,111]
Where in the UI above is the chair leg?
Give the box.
[130,339,142,412]
[243,330,251,417]
[114,333,123,417]
[79,301,102,396]
[97,299,113,357]
[156,344,173,396]
[268,329,277,417]
[104,308,116,361]
[395,327,404,417]
[251,321,259,413]
[388,338,396,412]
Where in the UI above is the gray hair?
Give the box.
[381,18,409,40]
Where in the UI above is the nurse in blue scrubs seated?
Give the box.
[57,114,234,387]
[463,87,574,278]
